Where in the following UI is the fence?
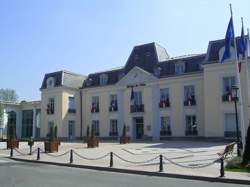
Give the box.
[9,147,227,177]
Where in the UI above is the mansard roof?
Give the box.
[41,70,86,89]
[82,42,206,88]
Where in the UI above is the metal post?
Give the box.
[220,158,225,177]
[70,149,73,164]
[10,147,13,158]
[29,145,32,155]
[159,155,163,172]
[37,148,40,160]
[233,93,241,156]
[110,152,113,167]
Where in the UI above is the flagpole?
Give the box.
[230,4,246,148]
[242,19,250,126]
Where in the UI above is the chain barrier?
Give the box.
[13,148,30,156]
[44,150,70,157]
[73,150,110,160]
[113,153,159,164]
[162,155,222,169]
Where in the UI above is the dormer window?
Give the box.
[134,54,139,60]
[100,74,108,85]
[85,78,93,86]
[46,77,55,88]
[154,67,161,77]
[175,62,185,74]
[146,52,151,57]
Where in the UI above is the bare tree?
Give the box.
[0,89,18,102]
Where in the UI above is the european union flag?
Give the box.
[221,17,235,63]
[239,25,246,57]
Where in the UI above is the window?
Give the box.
[160,117,171,136]
[91,120,99,136]
[134,91,142,105]
[68,120,75,139]
[22,110,33,138]
[175,62,185,74]
[159,88,170,108]
[185,115,197,136]
[91,96,99,113]
[222,76,236,102]
[68,96,76,113]
[109,119,118,136]
[47,121,54,137]
[47,98,55,114]
[154,67,161,77]
[46,77,55,88]
[100,74,108,85]
[109,94,118,112]
[184,85,196,106]
[130,91,144,113]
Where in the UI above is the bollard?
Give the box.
[70,149,73,164]
[10,147,13,158]
[37,148,40,160]
[220,158,225,177]
[110,152,113,167]
[159,155,163,172]
[29,145,32,155]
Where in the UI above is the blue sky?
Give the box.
[0,0,249,101]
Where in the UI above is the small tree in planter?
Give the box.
[6,123,19,149]
[84,125,90,143]
[242,124,250,166]
[120,124,130,144]
[87,126,99,148]
[28,137,34,155]
[44,125,59,153]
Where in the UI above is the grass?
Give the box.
[225,156,250,173]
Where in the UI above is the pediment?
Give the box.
[116,66,157,86]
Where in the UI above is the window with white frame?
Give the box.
[160,116,171,136]
[134,91,142,105]
[185,115,197,136]
[68,96,76,113]
[184,85,196,106]
[47,98,55,114]
[91,96,99,113]
[109,119,118,136]
[91,120,99,136]
[109,94,118,111]
[159,88,170,108]
[46,77,55,88]
[99,74,108,85]
[175,62,185,74]
[222,76,235,102]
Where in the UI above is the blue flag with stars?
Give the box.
[221,17,235,63]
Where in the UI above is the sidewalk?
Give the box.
[2,141,250,182]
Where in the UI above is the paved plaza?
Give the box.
[0,141,249,181]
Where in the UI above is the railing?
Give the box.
[109,106,118,112]
[160,130,172,136]
[91,106,99,113]
[130,104,144,113]
[224,131,241,138]
[68,109,76,113]
[222,95,238,102]
[109,132,118,136]
[159,100,170,108]
[184,99,196,106]
[46,105,54,115]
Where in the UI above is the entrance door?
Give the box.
[134,117,144,139]
[68,120,75,140]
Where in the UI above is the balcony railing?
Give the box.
[224,131,241,138]
[91,105,99,113]
[159,100,170,108]
[185,129,198,136]
[109,106,118,112]
[184,97,196,106]
[222,94,238,102]
[160,130,172,136]
[68,108,76,113]
[47,105,54,115]
[130,104,144,113]
[109,132,118,136]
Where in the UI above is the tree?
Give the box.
[242,124,250,166]
[0,89,18,102]
[122,124,127,137]
[86,126,90,137]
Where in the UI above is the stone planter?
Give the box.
[44,141,59,153]
[120,136,130,144]
[87,138,99,148]
[7,138,19,149]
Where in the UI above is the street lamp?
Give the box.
[231,85,241,156]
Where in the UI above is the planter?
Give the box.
[83,136,90,143]
[44,141,59,153]
[120,136,130,144]
[54,138,61,146]
[87,138,99,148]
[7,138,19,149]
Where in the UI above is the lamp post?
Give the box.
[231,85,241,156]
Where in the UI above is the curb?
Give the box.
[9,157,250,185]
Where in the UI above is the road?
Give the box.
[0,157,247,187]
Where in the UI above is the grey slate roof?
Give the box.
[41,70,86,89]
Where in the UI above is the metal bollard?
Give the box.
[220,158,225,177]
[10,147,13,158]
[110,152,113,167]
[29,145,32,155]
[37,148,40,160]
[70,149,73,164]
[159,155,163,172]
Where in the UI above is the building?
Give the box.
[39,36,250,141]
[0,101,41,139]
